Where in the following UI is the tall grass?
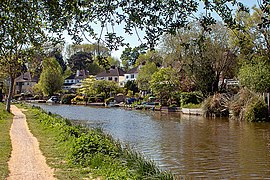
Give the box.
[0,103,13,179]
[23,104,173,179]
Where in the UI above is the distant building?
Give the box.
[63,70,88,91]
[96,66,125,87]
[123,66,140,84]
[15,72,38,94]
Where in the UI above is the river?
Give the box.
[33,104,270,179]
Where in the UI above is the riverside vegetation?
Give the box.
[21,104,173,179]
[0,103,12,179]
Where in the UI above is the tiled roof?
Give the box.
[15,72,38,82]
[96,67,125,77]
[126,66,139,74]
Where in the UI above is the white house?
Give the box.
[96,66,126,87]
[123,66,140,84]
[63,70,88,90]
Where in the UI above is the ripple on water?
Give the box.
[33,104,270,178]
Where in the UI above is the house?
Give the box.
[96,66,125,87]
[123,66,140,84]
[63,70,88,90]
[14,72,38,94]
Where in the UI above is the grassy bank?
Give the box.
[0,103,13,179]
[22,104,173,179]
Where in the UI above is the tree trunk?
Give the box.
[6,76,15,113]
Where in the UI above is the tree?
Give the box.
[79,75,97,97]
[238,58,270,93]
[94,80,120,99]
[124,80,139,95]
[120,46,146,71]
[38,58,64,97]
[67,51,93,72]
[230,7,270,93]
[136,62,158,92]
[160,22,237,96]
[0,0,69,112]
[66,43,111,60]
[135,50,163,67]
[150,67,179,104]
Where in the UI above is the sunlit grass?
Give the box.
[21,104,173,179]
[0,103,13,179]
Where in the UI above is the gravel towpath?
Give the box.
[7,105,55,180]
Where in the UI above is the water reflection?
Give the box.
[33,104,270,178]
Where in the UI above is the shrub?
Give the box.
[244,96,269,122]
[230,88,254,117]
[202,93,232,117]
[180,92,204,107]
[69,130,120,165]
[61,94,76,104]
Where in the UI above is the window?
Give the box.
[108,77,112,80]
[115,77,118,82]
[126,75,129,79]
[131,74,135,79]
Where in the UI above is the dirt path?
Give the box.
[7,105,55,180]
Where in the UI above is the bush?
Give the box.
[69,131,120,166]
[202,93,232,117]
[230,88,254,117]
[244,96,269,122]
[181,92,204,107]
[61,94,76,104]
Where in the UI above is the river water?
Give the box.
[34,104,270,179]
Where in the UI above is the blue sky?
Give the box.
[64,0,258,60]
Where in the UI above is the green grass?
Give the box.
[21,104,173,179]
[0,103,13,179]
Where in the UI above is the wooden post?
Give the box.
[267,93,270,116]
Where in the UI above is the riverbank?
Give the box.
[21,104,173,179]
[0,103,13,179]
[8,105,55,180]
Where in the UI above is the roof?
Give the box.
[15,72,38,82]
[96,67,125,77]
[65,70,89,80]
[126,66,139,74]
[65,74,76,79]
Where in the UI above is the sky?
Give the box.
[63,0,258,60]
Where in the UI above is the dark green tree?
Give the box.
[124,80,139,95]
[67,52,93,72]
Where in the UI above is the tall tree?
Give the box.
[67,52,93,72]
[136,62,158,92]
[230,7,270,93]
[135,50,163,67]
[38,58,64,97]
[120,46,146,70]
[161,22,237,95]
[0,1,68,112]
[66,43,111,60]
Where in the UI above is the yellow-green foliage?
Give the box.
[0,103,13,179]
